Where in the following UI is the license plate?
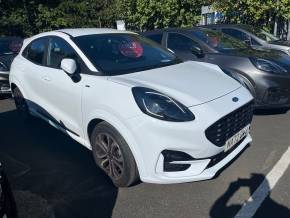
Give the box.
[224,124,250,152]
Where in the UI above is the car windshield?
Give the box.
[241,26,279,42]
[0,38,23,55]
[190,29,248,52]
[74,33,181,75]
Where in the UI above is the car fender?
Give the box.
[84,109,146,178]
[9,75,29,100]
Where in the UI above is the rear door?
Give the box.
[21,37,49,111]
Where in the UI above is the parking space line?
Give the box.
[235,146,290,218]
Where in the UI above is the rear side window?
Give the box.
[146,34,163,44]
[23,38,47,65]
[47,37,77,69]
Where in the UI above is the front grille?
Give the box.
[205,101,254,147]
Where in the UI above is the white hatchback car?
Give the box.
[10,28,254,187]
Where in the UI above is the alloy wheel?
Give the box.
[95,133,124,179]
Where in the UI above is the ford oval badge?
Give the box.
[232,97,239,102]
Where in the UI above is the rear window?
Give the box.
[0,38,23,55]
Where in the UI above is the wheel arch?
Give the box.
[9,78,29,100]
[85,113,145,178]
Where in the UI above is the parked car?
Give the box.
[0,163,17,218]
[0,37,23,95]
[10,28,253,187]
[142,28,290,109]
[204,24,290,56]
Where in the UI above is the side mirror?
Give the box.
[191,45,204,58]
[61,59,77,76]
[244,39,251,46]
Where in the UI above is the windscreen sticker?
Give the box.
[119,40,143,58]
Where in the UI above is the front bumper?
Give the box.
[125,87,253,184]
[254,73,290,109]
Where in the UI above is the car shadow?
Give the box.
[0,108,118,218]
[0,94,11,100]
[210,173,290,218]
[254,108,289,116]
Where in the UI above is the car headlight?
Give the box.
[0,62,8,71]
[250,57,287,74]
[132,87,195,122]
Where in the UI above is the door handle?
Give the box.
[42,76,51,82]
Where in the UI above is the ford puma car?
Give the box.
[0,37,22,94]
[205,24,290,56]
[10,29,253,187]
[142,28,290,109]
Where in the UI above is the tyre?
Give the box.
[90,122,139,187]
[13,87,32,122]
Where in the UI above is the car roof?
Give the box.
[202,24,252,30]
[55,28,135,37]
[141,27,210,34]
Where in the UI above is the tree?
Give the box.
[113,0,205,31]
[213,0,290,32]
[0,0,114,37]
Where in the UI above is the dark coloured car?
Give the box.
[141,28,290,109]
[204,24,290,56]
[0,37,23,95]
[0,163,17,218]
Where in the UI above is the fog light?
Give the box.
[162,150,194,172]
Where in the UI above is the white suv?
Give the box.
[10,29,254,187]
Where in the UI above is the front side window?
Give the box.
[190,29,248,52]
[74,34,180,75]
[167,33,199,52]
[47,37,77,68]
[24,38,47,65]
[222,28,248,41]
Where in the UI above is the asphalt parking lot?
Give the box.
[0,96,290,218]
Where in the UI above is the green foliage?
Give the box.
[0,0,114,36]
[114,0,204,31]
[213,0,290,29]
[1,0,288,37]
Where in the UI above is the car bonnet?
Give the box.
[109,61,242,107]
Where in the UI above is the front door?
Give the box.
[41,36,84,138]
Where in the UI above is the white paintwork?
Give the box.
[9,28,254,184]
[57,28,135,37]
[61,59,77,75]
